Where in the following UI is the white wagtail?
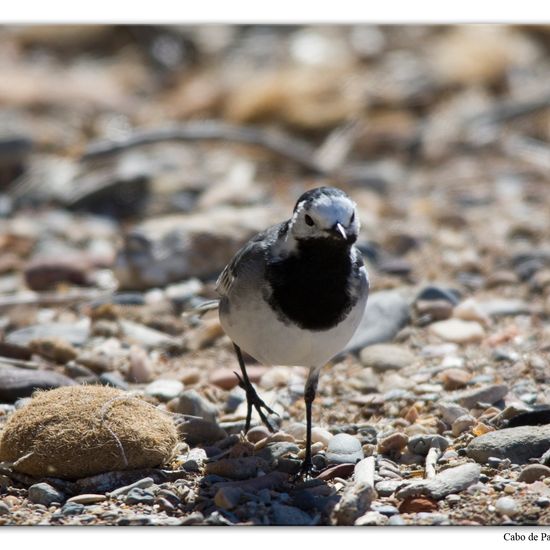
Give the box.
[216,186,369,474]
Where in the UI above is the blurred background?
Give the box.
[0,24,549,317]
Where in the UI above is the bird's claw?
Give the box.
[234,371,278,432]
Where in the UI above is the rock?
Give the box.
[144,379,184,402]
[311,426,333,447]
[518,464,550,484]
[378,432,409,454]
[174,417,227,446]
[168,389,218,422]
[0,501,10,515]
[344,290,411,353]
[416,285,461,305]
[0,366,77,402]
[478,299,532,317]
[440,368,471,390]
[429,319,484,344]
[205,456,269,480]
[415,299,454,321]
[359,344,415,371]
[255,442,300,466]
[453,298,490,326]
[372,504,400,516]
[452,415,476,436]
[210,368,239,390]
[451,384,509,409]
[398,496,438,513]
[125,487,155,506]
[109,477,155,498]
[127,346,153,384]
[99,372,128,390]
[467,425,550,464]
[6,322,90,347]
[407,435,449,456]
[120,320,178,349]
[214,486,243,510]
[495,496,519,516]
[286,422,307,441]
[438,402,470,425]
[24,257,89,290]
[66,494,106,505]
[354,511,388,526]
[375,479,401,497]
[271,504,313,526]
[387,515,406,525]
[246,426,271,443]
[114,206,275,289]
[396,463,481,500]
[28,483,65,506]
[326,433,364,465]
[185,318,224,351]
[28,337,78,363]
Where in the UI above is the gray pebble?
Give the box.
[355,511,388,526]
[170,389,218,422]
[28,482,65,507]
[326,433,364,465]
[59,502,85,517]
[387,515,406,525]
[451,384,509,409]
[256,442,300,466]
[467,425,550,464]
[109,477,155,498]
[495,496,518,516]
[407,434,449,456]
[99,372,128,390]
[271,504,314,526]
[145,379,184,402]
[0,501,10,515]
[375,480,401,497]
[125,487,155,505]
[438,402,469,425]
[0,367,76,403]
[372,504,399,516]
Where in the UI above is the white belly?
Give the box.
[220,287,367,368]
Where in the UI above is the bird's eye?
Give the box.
[350,212,355,224]
[305,214,315,226]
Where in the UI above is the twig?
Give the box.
[81,121,327,174]
[425,446,441,479]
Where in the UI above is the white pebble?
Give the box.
[495,496,518,516]
[311,427,333,447]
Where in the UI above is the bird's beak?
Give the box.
[333,223,347,240]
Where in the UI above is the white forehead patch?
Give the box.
[308,195,355,227]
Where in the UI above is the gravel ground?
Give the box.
[0,24,550,526]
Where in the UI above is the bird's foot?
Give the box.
[234,372,279,432]
[291,457,318,483]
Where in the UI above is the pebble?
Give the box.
[271,504,313,526]
[359,344,415,371]
[344,290,411,353]
[452,384,509,409]
[127,346,153,383]
[0,501,10,515]
[246,425,271,443]
[375,480,401,497]
[125,487,155,506]
[205,456,268,480]
[415,299,454,321]
[175,417,227,446]
[326,433,364,465]
[168,389,218,422]
[109,477,155,499]
[286,422,307,440]
[452,298,490,326]
[378,432,409,454]
[214,486,243,510]
[416,285,461,305]
[398,496,438,514]
[387,515,406,525]
[467,425,550,464]
[429,319,485,344]
[518,464,550,484]
[440,368,471,390]
[396,463,481,500]
[98,372,128,390]
[144,379,184,402]
[255,442,300,466]
[66,494,106,505]
[6,322,89,347]
[478,299,532,317]
[438,402,470,424]
[372,504,399,516]
[452,414,476,436]
[354,511,388,526]
[311,426,333,447]
[28,483,65,507]
[57,502,85,517]
[0,366,77,402]
[407,434,449,456]
[495,496,518,516]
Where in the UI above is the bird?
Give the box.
[215,186,369,475]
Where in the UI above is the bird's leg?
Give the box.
[300,366,322,478]
[232,343,278,433]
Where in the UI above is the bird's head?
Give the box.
[289,187,359,245]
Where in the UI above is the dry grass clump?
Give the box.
[0,385,178,479]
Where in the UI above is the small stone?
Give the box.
[354,511,388,526]
[452,384,509,409]
[452,414,476,436]
[205,456,268,480]
[125,487,155,506]
[99,371,128,390]
[375,480,401,497]
[29,337,78,363]
[58,502,85,516]
[66,494,106,505]
[495,496,518,516]
[311,427,333,447]
[286,422,307,440]
[326,433,364,465]
[0,501,10,515]
[210,368,239,390]
[28,483,64,506]
[398,496,438,514]
[387,515,406,525]
[271,504,313,526]
[359,344,415,371]
[453,298,490,326]
[214,486,243,510]
[416,285,460,305]
[441,368,471,390]
[518,464,550,484]
[372,504,399,516]
[438,402,469,424]
[429,319,485,344]
[467,425,550,464]
[378,432,409,454]
[127,346,153,383]
[407,434,449,456]
[0,366,77,402]
[168,389,218,422]
[145,379,184,402]
[246,426,271,443]
[415,299,454,321]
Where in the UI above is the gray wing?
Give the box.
[215,223,284,298]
